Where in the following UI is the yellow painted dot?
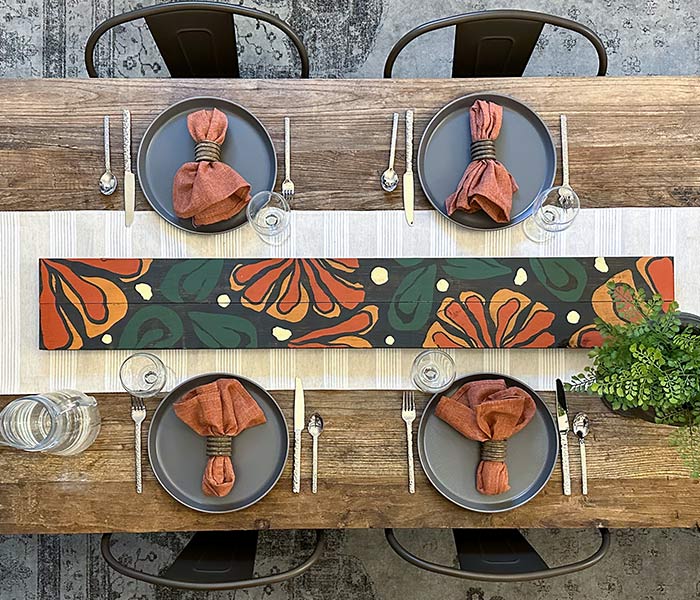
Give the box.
[385,335,395,346]
[371,266,389,285]
[101,334,112,344]
[514,268,528,286]
[272,326,292,342]
[436,278,449,292]
[594,257,609,273]
[217,294,231,308]
[567,310,581,324]
[135,283,152,300]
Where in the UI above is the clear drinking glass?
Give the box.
[522,185,580,243]
[411,350,456,393]
[0,390,101,455]
[119,352,167,398]
[246,191,291,245]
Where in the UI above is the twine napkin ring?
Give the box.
[206,435,232,456]
[195,140,222,163]
[480,439,507,462]
[470,139,496,162]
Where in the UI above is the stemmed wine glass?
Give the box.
[522,185,580,243]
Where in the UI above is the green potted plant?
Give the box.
[568,282,700,477]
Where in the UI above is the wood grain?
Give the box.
[1,77,700,212]
[0,390,697,534]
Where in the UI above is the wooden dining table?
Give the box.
[1,76,699,535]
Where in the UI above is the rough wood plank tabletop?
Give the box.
[0,77,699,213]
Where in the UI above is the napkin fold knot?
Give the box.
[435,379,536,495]
[172,108,252,227]
[445,99,519,224]
[174,378,267,497]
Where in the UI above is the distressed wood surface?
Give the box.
[0,390,697,534]
[0,77,699,212]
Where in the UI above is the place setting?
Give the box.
[401,351,590,512]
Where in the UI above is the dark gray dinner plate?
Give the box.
[417,92,556,230]
[148,373,288,513]
[417,373,558,513]
[137,97,277,234]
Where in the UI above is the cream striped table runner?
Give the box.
[0,208,696,394]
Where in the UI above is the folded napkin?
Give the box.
[445,100,519,223]
[435,379,536,495]
[173,378,266,497]
[172,108,251,226]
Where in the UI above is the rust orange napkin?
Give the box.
[435,379,536,495]
[174,378,266,497]
[445,100,518,223]
[172,108,251,226]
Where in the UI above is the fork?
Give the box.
[130,396,146,494]
[281,117,295,203]
[402,391,416,494]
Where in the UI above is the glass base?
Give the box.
[522,216,554,243]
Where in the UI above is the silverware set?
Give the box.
[99,111,134,228]
[381,110,415,226]
[293,377,323,494]
[556,378,590,496]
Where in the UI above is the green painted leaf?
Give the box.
[388,264,437,331]
[161,259,224,303]
[529,258,588,302]
[189,311,258,349]
[118,306,183,349]
[442,258,512,280]
[395,258,424,267]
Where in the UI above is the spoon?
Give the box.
[380,112,399,192]
[557,114,576,206]
[99,116,118,196]
[308,412,324,494]
[572,412,590,495]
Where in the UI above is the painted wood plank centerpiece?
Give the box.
[38,257,674,351]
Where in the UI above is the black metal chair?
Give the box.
[101,529,325,590]
[85,1,310,78]
[384,10,607,78]
[385,527,610,581]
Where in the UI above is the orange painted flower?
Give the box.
[229,259,365,323]
[40,259,152,350]
[569,256,675,348]
[423,289,556,348]
[288,306,379,348]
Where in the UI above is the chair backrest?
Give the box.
[85,1,310,78]
[384,10,607,78]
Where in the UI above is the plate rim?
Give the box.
[416,91,557,231]
[417,371,558,513]
[147,372,289,513]
[136,96,277,235]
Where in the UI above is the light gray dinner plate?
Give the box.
[137,97,277,234]
[417,373,558,513]
[417,92,556,230]
[148,373,288,513]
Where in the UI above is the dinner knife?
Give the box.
[293,377,305,493]
[403,109,414,226]
[122,109,135,228]
[556,378,572,496]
